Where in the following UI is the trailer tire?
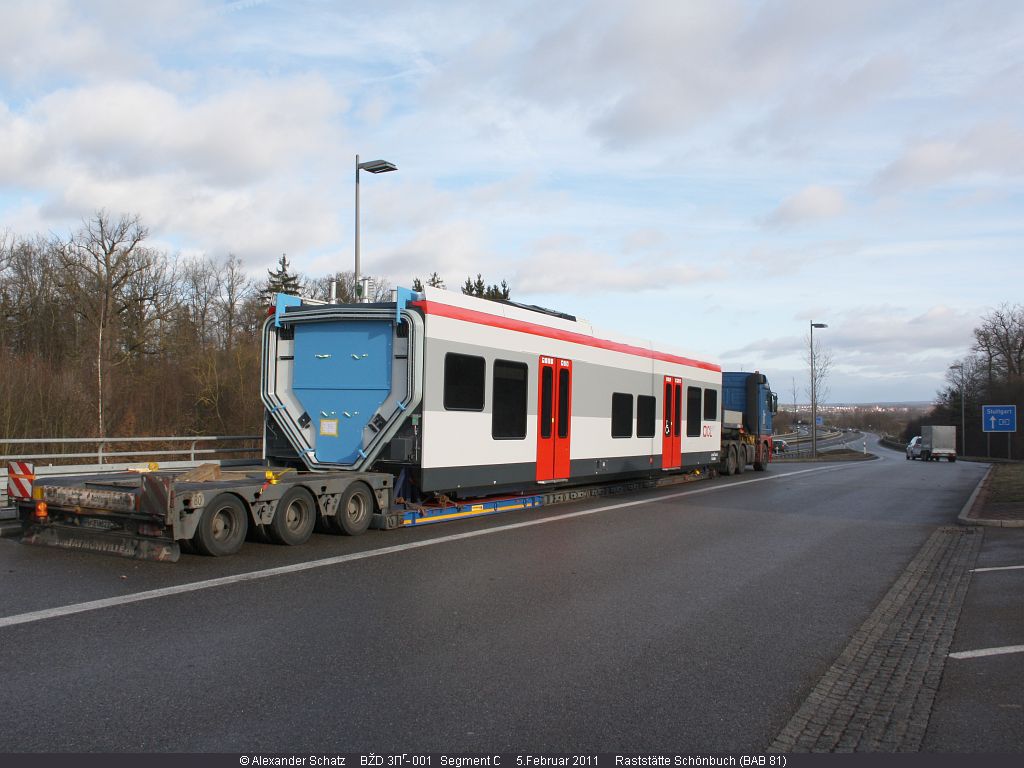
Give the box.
[753,443,768,472]
[734,446,746,474]
[333,482,373,536]
[194,494,248,557]
[722,445,737,476]
[269,486,317,546]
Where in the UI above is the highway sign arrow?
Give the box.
[982,405,1017,433]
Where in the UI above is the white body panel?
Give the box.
[416,287,721,479]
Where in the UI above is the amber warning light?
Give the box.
[34,501,48,519]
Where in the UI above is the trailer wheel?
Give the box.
[734,446,746,474]
[269,486,317,546]
[333,482,373,536]
[194,494,248,557]
[753,443,768,472]
[722,446,737,476]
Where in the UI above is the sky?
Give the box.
[1,0,1022,404]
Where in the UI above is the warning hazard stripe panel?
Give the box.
[6,461,35,500]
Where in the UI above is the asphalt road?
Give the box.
[0,448,1012,753]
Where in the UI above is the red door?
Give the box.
[536,356,573,481]
[661,376,682,470]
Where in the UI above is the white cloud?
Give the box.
[512,235,726,295]
[765,185,846,227]
[874,121,1024,191]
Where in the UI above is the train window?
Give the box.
[492,360,528,439]
[704,389,718,421]
[686,386,702,437]
[611,393,633,438]
[637,395,656,438]
[443,353,485,411]
[557,368,571,439]
[540,367,553,439]
[674,383,682,437]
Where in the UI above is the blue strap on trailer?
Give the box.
[399,494,545,527]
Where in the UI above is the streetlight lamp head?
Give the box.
[811,322,828,329]
[358,159,397,174]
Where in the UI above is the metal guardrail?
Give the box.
[0,435,261,507]
[0,435,260,464]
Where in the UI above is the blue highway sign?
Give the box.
[982,405,1017,433]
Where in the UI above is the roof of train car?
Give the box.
[414,286,721,373]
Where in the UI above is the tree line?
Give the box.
[909,304,1024,459]
[1,211,511,442]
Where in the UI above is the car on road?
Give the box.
[774,439,788,454]
[906,436,923,460]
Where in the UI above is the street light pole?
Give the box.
[810,321,828,459]
[950,363,966,457]
[354,154,397,302]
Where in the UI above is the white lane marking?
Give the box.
[949,645,1024,660]
[971,564,1024,573]
[0,462,862,630]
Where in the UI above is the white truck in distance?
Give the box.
[907,425,957,462]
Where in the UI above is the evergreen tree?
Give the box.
[412,272,445,292]
[462,273,510,301]
[260,254,301,302]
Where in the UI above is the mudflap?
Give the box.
[21,525,180,563]
[371,511,404,530]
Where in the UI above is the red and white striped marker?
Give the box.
[6,461,35,500]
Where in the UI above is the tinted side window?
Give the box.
[637,395,656,438]
[540,367,553,438]
[686,386,702,437]
[492,360,528,439]
[444,353,485,411]
[557,367,571,439]
[612,393,633,438]
[704,389,718,421]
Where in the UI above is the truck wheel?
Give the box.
[269,486,317,546]
[923,451,931,461]
[734,446,745,474]
[949,456,957,463]
[753,442,767,472]
[194,494,248,557]
[333,482,373,536]
[722,446,737,476]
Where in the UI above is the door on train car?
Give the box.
[536,357,573,482]
[661,376,682,470]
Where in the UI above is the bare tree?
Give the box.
[56,211,154,438]
[217,253,254,351]
[804,333,833,406]
[307,270,392,303]
[973,303,1024,385]
[179,254,221,347]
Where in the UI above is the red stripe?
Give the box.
[8,476,31,499]
[413,300,721,372]
[9,461,34,477]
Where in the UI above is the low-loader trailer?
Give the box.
[14,287,778,561]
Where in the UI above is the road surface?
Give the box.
[0,449,1017,753]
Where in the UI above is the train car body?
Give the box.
[262,287,725,499]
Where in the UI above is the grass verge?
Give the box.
[987,462,1024,503]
